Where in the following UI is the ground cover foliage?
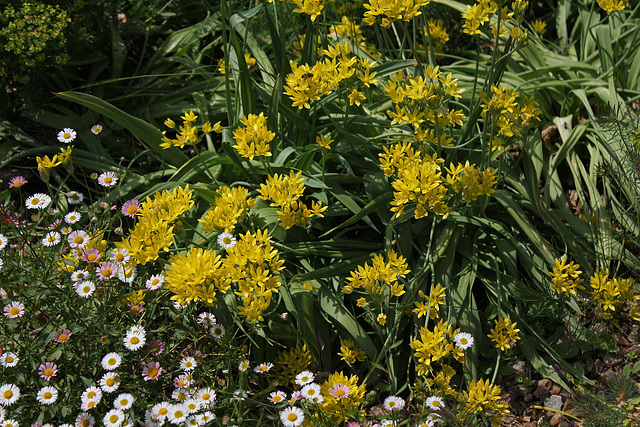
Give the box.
[1,0,640,426]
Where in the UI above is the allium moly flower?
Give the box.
[36,386,58,405]
[0,383,20,406]
[103,409,125,427]
[97,172,118,187]
[217,232,236,249]
[425,396,445,410]
[114,393,134,410]
[280,406,305,427]
[42,231,61,247]
[383,395,405,411]
[3,301,25,318]
[26,193,52,210]
[146,274,164,290]
[54,328,72,343]
[75,281,95,298]
[295,371,315,386]
[8,176,28,188]
[453,332,474,350]
[64,211,82,224]
[0,352,19,367]
[269,390,287,404]
[38,362,58,381]
[68,230,89,249]
[99,372,121,393]
[75,413,95,427]
[210,323,225,339]
[121,199,140,218]
[0,234,7,251]
[67,191,84,204]
[142,362,162,381]
[101,352,122,371]
[254,362,273,374]
[91,125,103,135]
[58,128,77,143]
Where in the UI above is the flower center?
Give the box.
[44,368,54,376]
[158,408,168,415]
[203,393,210,400]
[110,415,119,423]
[148,367,158,377]
[127,205,138,214]
[104,177,112,184]
[108,358,116,365]
[174,410,183,417]
[130,337,139,344]
[87,254,97,262]
[102,268,113,276]
[43,392,52,399]
[9,307,19,315]
[120,399,129,406]
[460,338,468,344]
[106,378,115,386]
[6,356,13,363]
[63,132,71,139]
[58,334,68,341]
[116,254,124,262]
[223,237,232,244]
[152,279,159,286]
[31,198,40,205]
[87,391,96,398]
[287,414,298,422]
[307,389,316,395]
[82,286,91,293]
[81,419,90,427]
[48,236,56,242]
[74,236,84,244]
[4,390,12,398]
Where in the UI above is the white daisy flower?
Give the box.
[198,312,216,327]
[0,383,20,406]
[166,404,188,425]
[126,324,145,335]
[238,359,249,372]
[0,234,7,251]
[0,352,19,368]
[67,191,84,204]
[196,411,215,425]
[301,383,321,401]
[103,409,125,427]
[120,415,134,427]
[232,389,247,401]
[195,388,216,407]
[210,323,225,339]
[59,424,74,427]
[453,332,474,350]
[110,248,130,264]
[74,413,95,427]
[383,395,405,411]
[180,356,197,371]
[425,396,445,410]
[280,406,305,427]
[295,370,315,386]
[113,393,134,410]
[70,269,89,281]
[123,331,145,351]
[152,401,171,420]
[117,265,137,283]
[183,398,200,413]
[97,172,118,187]
[1,419,19,427]
[91,124,103,135]
[217,232,236,249]
[101,352,122,371]
[254,362,273,374]
[64,211,82,224]
[75,280,95,298]
[36,386,58,405]
[80,398,99,411]
[171,388,190,401]
[146,274,164,290]
[26,193,52,210]
[99,372,121,393]
[42,231,61,247]
[58,128,77,143]
[80,386,102,403]
[144,410,163,427]
[68,230,89,249]
[185,416,199,427]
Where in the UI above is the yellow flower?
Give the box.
[244,53,256,68]
[316,134,333,150]
[356,297,366,307]
[232,112,274,160]
[165,247,228,305]
[348,89,366,106]
[377,313,387,325]
[487,316,520,351]
[549,257,584,297]
[531,19,546,35]
[291,0,327,21]
[274,345,312,385]
[199,186,255,233]
[337,339,367,364]
[36,154,61,182]
[597,0,627,12]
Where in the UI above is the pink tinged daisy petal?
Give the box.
[38,362,58,381]
[269,390,287,404]
[97,172,118,187]
[280,406,305,427]
[90,125,103,135]
[0,383,20,406]
[54,328,72,343]
[82,248,101,264]
[121,199,140,218]
[254,362,273,374]
[142,362,162,381]
[383,395,406,411]
[96,262,117,280]
[68,230,89,249]
[48,219,62,230]
[3,301,25,318]
[329,383,351,399]
[147,340,164,356]
[58,128,77,143]
[8,176,28,188]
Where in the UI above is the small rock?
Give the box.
[538,378,552,390]
[615,332,631,346]
[534,386,550,400]
[550,384,562,395]
[513,360,527,377]
[629,324,640,342]
[589,359,605,376]
[601,369,616,383]
[544,394,564,411]
[524,392,534,402]
[558,421,571,427]
[549,413,565,426]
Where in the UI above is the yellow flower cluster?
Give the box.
[342,250,410,302]
[318,372,367,422]
[480,84,540,150]
[337,338,367,364]
[460,379,509,424]
[411,319,466,376]
[445,161,497,202]
[384,65,464,144]
[413,283,445,319]
[199,186,255,233]
[284,41,377,109]
[258,170,327,229]
[328,16,381,59]
[161,110,222,150]
[487,316,520,351]
[549,257,585,297]
[597,0,627,12]
[363,0,429,28]
[420,19,449,54]
[36,146,73,182]
[590,269,637,320]
[291,0,327,21]
[274,345,312,385]
[462,0,498,35]
[116,186,194,265]
[232,112,274,160]
[165,247,229,305]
